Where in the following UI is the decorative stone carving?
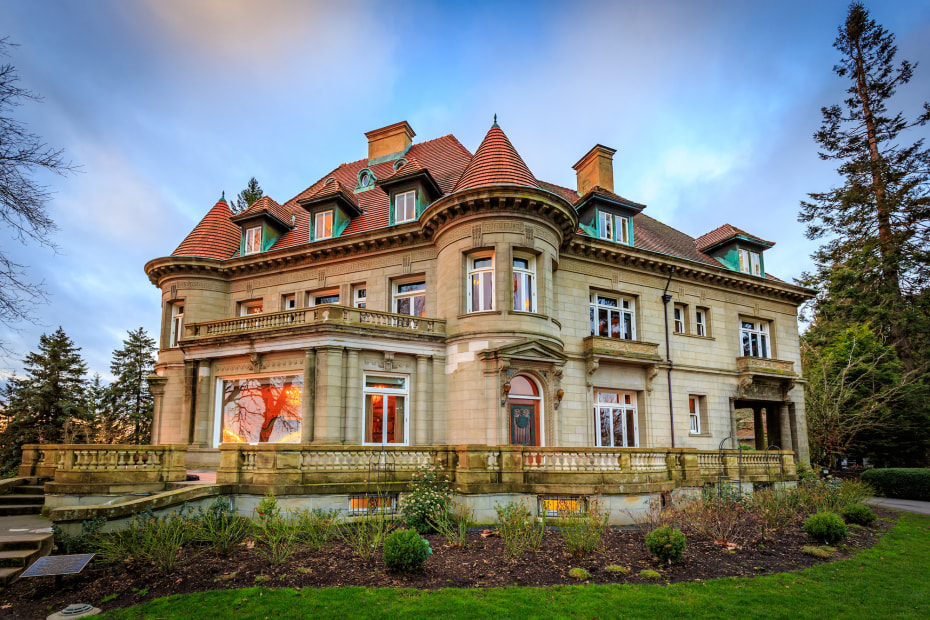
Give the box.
[249,353,264,372]
[383,351,394,371]
[645,366,658,393]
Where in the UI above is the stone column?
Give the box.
[192,361,212,447]
[753,406,765,450]
[181,360,197,445]
[728,398,737,442]
[779,403,794,452]
[766,405,781,450]
[415,355,430,446]
[313,346,344,444]
[301,350,316,443]
[344,348,361,444]
[147,375,168,445]
[432,355,446,446]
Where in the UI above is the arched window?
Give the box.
[510,375,537,397]
[509,374,542,446]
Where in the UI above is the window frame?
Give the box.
[393,279,426,317]
[307,288,340,306]
[689,396,701,435]
[362,372,409,446]
[213,372,303,447]
[169,301,184,348]
[394,190,416,224]
[466,252,495,313]
[239,299,263,316]
[593,389,639,448]
[281,293,296,311]
[695,308,707,337]
[512,253,537,313]
[353,285,367,309]
[673,304,686,334]
[314,210,334,241]
[740,319,771,358]
[244,226,262,255]
[598,211,630,245]
[589,292,636,340]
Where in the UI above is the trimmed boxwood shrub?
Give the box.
[645,525,687,563]
[804,512,847,545]
[841,503,876,526]
[861,468,930,501]
[382,528,431,572]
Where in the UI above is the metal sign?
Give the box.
[20,554,94,579]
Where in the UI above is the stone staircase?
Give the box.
[0,478,52,586]
[0,532,53,586]
[0,478,46,517]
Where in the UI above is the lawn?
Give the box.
[101,512,930,619]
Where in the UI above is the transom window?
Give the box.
[363,374,408,445]
[245,227,262,255]
[738,249,762,276]
[590,293,635,340]
[394,281,425,317]
[169,302,184,348]
[314,211,333,240]
[512,254,536,313]
[741,320,770,358]
[594,390,638,448]
[394,190,416,224]
[599,212,630,245]
[467,254,494,313]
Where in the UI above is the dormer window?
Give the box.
[395,190,416,224]
[314,211,333,240]
[739,249,762,276]
[356,168,376,191]
[244,226,262,255]
[599,212,630,245]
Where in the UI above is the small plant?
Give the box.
[254,574,270,584]
[804,512,848,545]
[841,503,876,526]
[557,496,609,558]
[568,567,591,581]
[296,566,311,575]
[428,501,474,549]
[495,501,544,560]
[253,509,302,566]
[52,516,106,555]
[639,569,661,580]
[138,508,195,574]
[193,497,251,555]
[645,525,687,564]
[605,565,629,574]
[295,508,340,553]
[802,545,835,559]
[99,593,119,603]
[132,588,148,597]
[399,463,453,534]
[255,493,281,525]
[382,528,431,572]
[340,511,392,561]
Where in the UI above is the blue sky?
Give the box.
[2,0,929,380]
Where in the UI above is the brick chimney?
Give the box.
[572,144,616,195]
[365,121,416,163]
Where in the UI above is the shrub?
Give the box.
[861,468,930,501]
[645,525,687,564]
[339,512,392,561]
[253,496,302,566]
[802,545,835,559]
[428,500,474,549]
[192,497,250,555]
[803,512,848,545]
[557,497,609,559]
[296,508,340,553]
[399,464,453,534]
[639,569,662,580]
[495,501,544,560]
[605,565,629,574]
[568,567,590,581]
[52,517,106,555]
[841,503,876,526]
[680,495,762,546]
[382,528,431,572]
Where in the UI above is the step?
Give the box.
[16,485,46,496]
[0,494,44,506]
[0,534,54,552]
[0,566,20,587]
[0,504,42,517]
[0,548,41,568]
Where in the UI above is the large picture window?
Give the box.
[467,254,494,312]
[590,293,635,340]
[512,254,536,313]
[741,320,770,358]
[218,374,302,444]
[394,281,425,317]
[363,374,408,445]
[594,390,638,448]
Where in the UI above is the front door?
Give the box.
[510,403,536,446]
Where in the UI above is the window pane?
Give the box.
[513,257,529,270]
[742,331,752,357]
[623,313,633,340]
[589,307,596,336]
[598,308,609,337]
[397,282,425,293]
[396,297,410,315]
[222,375,302,444]
[316,294,339,304]
[610,310,620,338]
[474,257,492,269]
[597,392,618,404]
[624,393,632,405]
[413,294,425,317]
[689,397,696,414]
[471,275,480,312]
[389,396,405,443]
[598,296,617,307]
[366,376,405,389]
[761,335,769,358]
[626,410,636,447]
[365,394,382,443]
[612,408,624,447]
[481,273,493,310]
[598,409,611,447]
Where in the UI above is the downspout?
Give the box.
[661,266,676,448]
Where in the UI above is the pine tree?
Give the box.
[233,177,264,214]
[799,2,930,370]
[107,327,156,444]
[0,328,88,470]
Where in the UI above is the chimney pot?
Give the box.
[572,144,617,195]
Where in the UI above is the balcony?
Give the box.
[736,356,797,400]
[582,335,662,365]
[736,356,796,377]
[182,304,446,345]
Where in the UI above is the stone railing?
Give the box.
[185,304,446,341]
[19,444,188,489]
[736,356,796,377]
[583,336,662,364]
[697,449,794,481]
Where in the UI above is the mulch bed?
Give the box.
[0,509,895,618]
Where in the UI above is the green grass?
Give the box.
[100,513,930,619]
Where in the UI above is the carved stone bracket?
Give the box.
[645,366,659,393]
[585,356,599,386]
[249,353,264,372]
[383,351,395,371]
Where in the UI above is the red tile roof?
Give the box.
[453,124,538,191]
[173,198,241,259]
[695,223,774,252]
[234,195,294,227]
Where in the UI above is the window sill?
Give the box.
[673,333,715,341]
[689,432,712,438]
[457,310,502,319]
[506,310,549,320]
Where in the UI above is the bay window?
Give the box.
[467,254,494,313]
[741,320,770,358]
[363,374,408,445]
[512,254,536,313]
[590,293,635,340]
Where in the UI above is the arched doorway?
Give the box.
[509,375,543,446]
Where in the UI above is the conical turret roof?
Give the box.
[453,122,538,192]
[172,196,241,259]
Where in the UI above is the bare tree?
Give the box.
[0,37,77,338]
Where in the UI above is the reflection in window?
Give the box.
[394,281,425,317]
[467,254,494,313]
[594,390,637,447]
[220,374,302,444]
[364,375,407,445]
[169,302,184,348]
[589,293,635,340]
[741,320,770,358]
[245,227,262,255]
[512,255,536,313]
[314,211,333,240]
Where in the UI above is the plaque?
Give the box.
[21,553,94,579]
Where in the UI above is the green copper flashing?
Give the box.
[493,113,498,127]
[219,191,226,203]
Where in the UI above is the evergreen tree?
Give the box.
[85,373,122,444]
[233,177,264,214]
[107,327,156,444]
[0,327,88,470]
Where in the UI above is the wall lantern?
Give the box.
[501,381,511,406]
[554,388,565,409]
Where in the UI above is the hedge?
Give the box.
[861,468,930,501]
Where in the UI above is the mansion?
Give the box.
[142,118,812,478]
